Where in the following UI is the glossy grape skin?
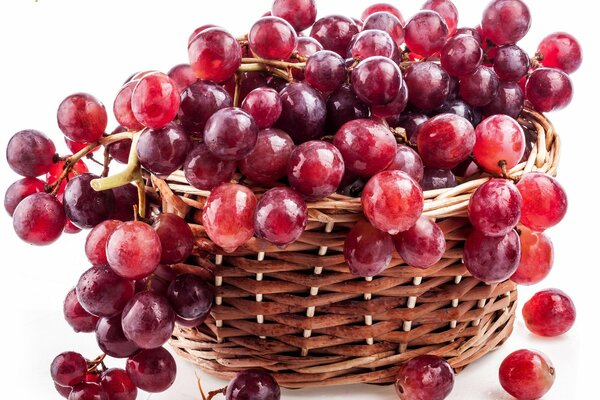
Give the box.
[523,289,576,337]
[454,27,483,44]
[468,179,522,237]
[241,88,282,129]
[464,229,521,283]
[152,213,195,264]
[202,183,257,252]
[499,350,555,400]
[436,99,481,126]
[404,62,451,111]
[404,11,448,57]
[494,45,529,82]
[121,291,175,349]
[296,36,323,57]
[481,81,524,118]
[57,93,107,143]
[482,0,531,46]
[100,369,137,400]
[106,126,132,164]
[56,383,73,398]
[84,220,121,266]
[254,187,308,246]
[63,173,114,229]
[459,66,500,107]
[272,0,317,32]
[511,227,553,285]
[349,29,395,59]
[440,34,483,78]
[239,129,294,184]
[362,12,404,46]
[226,369,281,400]
[76,265,135,318]
[473,115,525,173]
[395,355,454,400]
[6,129,56,177]
[417,114,475,169]
[106,221,162,280]
[362,171,423,235]
[525,68,573,112]
[371,80,408,118]
[130,73,179,129]
[275,82,327,143]
[361,3,404,24]
[203,107,258,161]
[421,168,457,191]
[304,50,347,94]
[113,82,143,131]
[395,113,428,145]
[310,15,359,57]
[325,84,370,133]
[386,145,424,183]
[4,177,45,216]
[537,32,582,74]
[51,352,87,387]
[188,28,242,83]
[393,217,446,268]
[137,123,192,176]
[178,81,232,135]
[110,184,141,222]
[68,383,108,400]
[516,173,568,231]
[95,315,140,359]
[188,24,218,45]
[344,220,393,277]
[12,192,65,245]
[134,265,177,296]
[167,274,214,320]
[351,56,401,106]
[223,71,269,103]
[249,17,297,60]
[422,0,459,36]
[64,288,99,333]
[167,64,198,92]
[333,119,396,177]
[183,143,235,191]
[126,347,177,393]
[287,141,345,200]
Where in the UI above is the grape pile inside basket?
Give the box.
[5,0,580,399]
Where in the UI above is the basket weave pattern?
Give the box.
[152,109,558,388]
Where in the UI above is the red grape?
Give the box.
[68,383,108,400]
[12,192,65,245]
[499,349,555,400]
[249,17,297,60]
[493,45,529,82]
[100,369,137,400]
[537,32,582,74]
[522,288,576,337]
[393,216,446,268]
[351,56,401,106]
[113,82,144,131]
[178,81,232,135]
[386,145,424,183]
[395,112,428,144]
[363,12,405,47]
[517,172,568,231]
[459,66,499,106]
[333,119,396,177]
[473,114,525,173]
[106,127,132,164]
[239,129,294,184]
[276,82,326,143]
[167,274,214,320]
[4,177,45,216]
[204,107,258,161]
[106,221,162,280]
[482,0,531,46]
[254,187,308,246]
[395,355,454,400]
[511,227,553,285]
[362,170,423,234]
[272,0,317,32]
[6,129,56,177]
[126,347,177,393]
[463,229,520,283]
[76,265,135,317]
[310,15,359,57]
[121,291,175,349]
[223,71,269,103]
[350,29,395,60]
[202,183,257,252]
[361,3,404,25]
[65,136,99,155]
[51,352,87,387]
[325,84,369,133]
[287,141,345,200]
[454,27,483,44]
[296,36,323,57]
[226,369,281,400]
[304,50,347,94]
[422,0,459,36]
[84,220,121,266]
[481,81,524,118]
[440,34,483,78]
[64,288,99,333]
[241,87,282,129]
[188,24,218,45]
[344,220,393,277]
[188,28,242,83]
[167,63,197,92]
[184,143,236,191]
[56,383,72,398]
[468,179,522,236]
[525,68,573,112]
[404,11,448,57]
[371,80,408,118]
[137,122,192,176]
[96,315,140,359]
[404,62,451,111]
[152,213,195,264]
[417,114,475,169]
[46,159,89,195]
[57,93,107,143]
[131,72,180,129]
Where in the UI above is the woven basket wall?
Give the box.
[148,108,558,388]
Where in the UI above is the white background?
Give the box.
[0,0,597,398]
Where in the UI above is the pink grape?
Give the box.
[482,0,531,46]
[51,352,88,387]
[511,227,554,285]
[57,93,107,143]
[440,34,483,78]
[96,315,140,359]
[363,12,405,47]
[167,63,197,92]
[131,72,180,129]
[459,66,500,107]
[404,10,448,57]
[272,0,317,32]
[422,0,459,36]
[516,172,568,231]
[4,177,46,216]
[310,15,359,57]
[361,4,405,24]
[249,17,298,60]
[349,29,396,59]
[113,82,144,131]
[305,50,347,94]
[351,56,402,106]
[85,220,122,266]
[106,221,162,280]
[395,355,454,400]
[13,192,65,246]
[526,68,573,112]
[386,145,424,183]
[64,288,99,333]
[241,87,282,129]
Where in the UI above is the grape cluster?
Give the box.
[3,0,582,399]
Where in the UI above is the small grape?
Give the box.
[493,45,529,82]
[386,145,425,183]
[113,82,144,131]
[126,347,177,393]
[76,265,135,318]
[272,0,317,32]
[99,369,137,400]
[51,352,87,387]
[405,11,448,57]
[499,349,555,400]
[167,274,214,320]
[178,81,232,135]
[167,63,198,92]
[304,50,347,94]
[511,226,553,285]
[249,17,297,60]
[325,84,370,133]
[310,16,359,57]
[421,168,457,191]
[63,174,115,229]
[361,3,405,24]
[276,82,326,143]
[363,12,405,47]
[152,213,195,265]
[459,66,500,107]
[522,289,576,337]
[517,172,568,231]
[239,129,294,184]
[12,192,66,246]
[85,220,122,266]
[473,115,525,173]
[184,143,237,191]
[422,0,459,36]
[481,81,524,118]
[57,93,108,143]
[482,0,531,45]
[226,369,281,400]
[137,122,192,176]
[4,177,46,216]
[121,291,175,349]
[349,29,396,60]
[64,288,99,333]
[537,32,582,74]
[351,56,402,106]
[526,68,573,112]
[417,114,475,169]
[441,34,483,78]
[241,87,282,129]
[404,62,451,111]
[96,315,140,359]
[130,73,180,129]
[395,355,454,400]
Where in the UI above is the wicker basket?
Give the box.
[148,108,558,388]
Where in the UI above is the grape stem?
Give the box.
[238,57,306,82]
[86,353,107,373]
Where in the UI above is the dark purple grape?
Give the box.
[404,62,451,111]
[344,220,394,277]
[137,123,192,176]
[305,50,347,94]
[68,383,108,400]
[459,66,500,107]
[204,107,258,161]
[226,369,281,400]
[178,81,232,135]
[12,192,65,245]
[440,34,483,77]
[63,173,114,229]
[276,82,326,143]
[110,184,141,222]
[436,99,482,126]
[126,347,177,393]
[395,355,455,400]
[526,68,573,112]
[223,71,269,103]
[371,81,409,118]
[6,129,56,177]
[494,45,529,82]
[51,352,87,387]
[393,216,446,268]
[76,265,135,318]
[107,127,132,164]
[395,112,429,145]
[152,213,195,264]
[481,81,524,118]
[121,291,175,349]
[325,84,370,133]
[421,168,457,191]
[167,274,214,320]
[184,143,237,190]
[386,145,425,183]
[96,315,140,358]
[351,56,402,106]
[464,229,521,283]
[64,288,99,333]
[239,129,294,184]
[310,15,359,57]
[254,187,308,246]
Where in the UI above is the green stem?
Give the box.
[90,131,142,193]
[241,57,305,70]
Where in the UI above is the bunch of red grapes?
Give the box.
[3,0,581,399]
